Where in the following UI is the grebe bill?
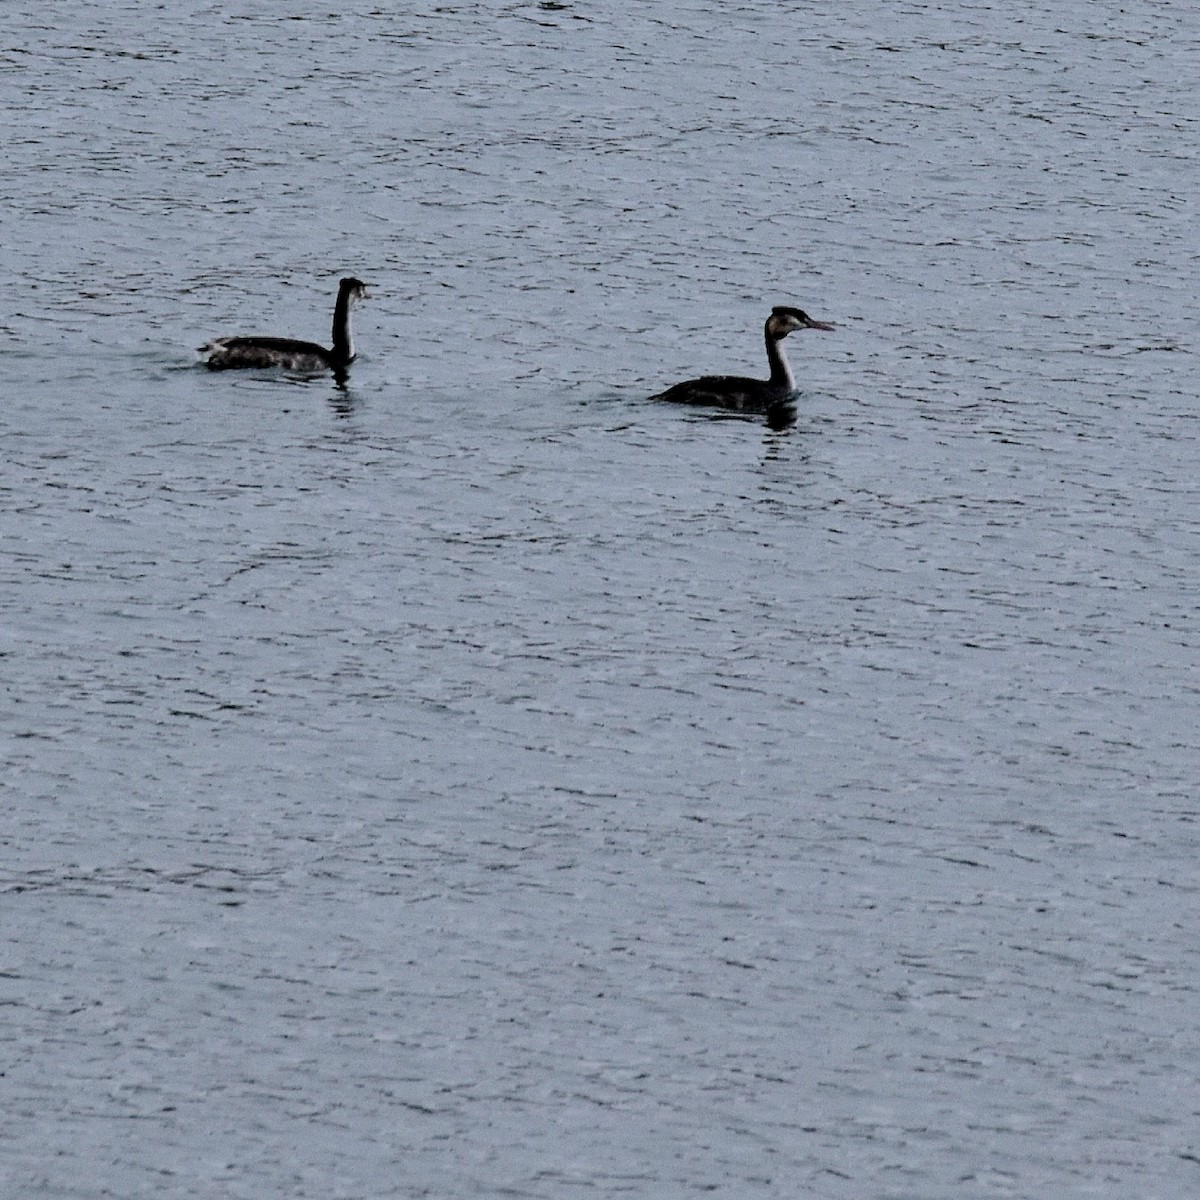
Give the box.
[651,305,834,411]
[199,277,368,373]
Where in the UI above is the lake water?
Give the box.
[3,2,1199,1197]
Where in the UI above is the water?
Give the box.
[3,3,1199,1197]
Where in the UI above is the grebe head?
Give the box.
[768,306,835,338]
[339,277,368,304]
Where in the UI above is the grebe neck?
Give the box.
[331,287,356,363]
[765,331,794,392]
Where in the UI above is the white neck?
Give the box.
[766,335,794,390]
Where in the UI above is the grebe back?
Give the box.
[650,306,834,412]
[199,277,368,374]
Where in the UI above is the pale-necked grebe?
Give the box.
[199,277,368,374]
[650,306,834,411]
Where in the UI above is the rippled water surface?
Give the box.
[4,3,1200,1197]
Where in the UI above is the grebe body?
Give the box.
[651,306,834,411]
[200,277,368,374]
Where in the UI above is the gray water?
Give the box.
[3,3,1199,1197]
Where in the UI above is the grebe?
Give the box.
[650,306,834,412]
[199,277,368,375]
